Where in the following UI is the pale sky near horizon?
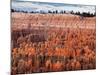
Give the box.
[12,0,96,14]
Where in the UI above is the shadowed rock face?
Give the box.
[12,29,47,48]
[30,34,46,43]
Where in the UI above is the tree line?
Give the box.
[70,11,96,17]
[11,9,96,17]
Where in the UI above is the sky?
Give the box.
[11,0,96,13]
